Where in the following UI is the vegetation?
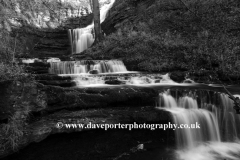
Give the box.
[85,0,240,80]
[0,103,31,153]
[0,28,32,82]
[0,0,88,82]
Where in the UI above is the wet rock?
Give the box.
[35,74,72,81]
[0,107,172,158]
[23,62,50,74]
[105,79,125,85]
[0,81,47,121]
[38,84,158,112]
[169,71,186,83]
[89,69,99,74]
[37,80,76,87]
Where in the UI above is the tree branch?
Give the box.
[222,84,240,114]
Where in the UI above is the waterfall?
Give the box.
[68,0,116,54]
[157,90,240,160]
[218,94,240,141]
[49,60,128,74]
[69,28,94,54]
[158,90,221,149]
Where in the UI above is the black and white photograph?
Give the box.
[0,0,240,160]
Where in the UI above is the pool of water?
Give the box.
[3,129,240,160]
[2,129,176,160]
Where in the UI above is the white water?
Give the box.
[126,73,176,85]
[21,58,40,63]
[183,78,195,83]
[48,60,180,86]
[69,0,115,54]
[49,60,127,74]
[157,91,240,160]
[177,141,240,160]
[69,29,94,53]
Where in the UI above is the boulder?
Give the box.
[89,69,99,74]
[169,71,186,83]
[105,79,125,85]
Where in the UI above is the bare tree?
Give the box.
[92,0,102,43]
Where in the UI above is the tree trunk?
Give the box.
[92,0,102,44]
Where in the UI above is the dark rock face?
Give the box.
[22,62,50,74]
[0,81,165,158]
[15,13,93,59]
[39,84,158,112]
[32,14,93,58]
[35,74,72,81]
[0,80,159,120]
[169,71,186,83]
[33,30,71,58]
[27,107,172,141]
[35,74,75,87]
[0,81,47,121]
[102,0,136,35]
[102,0,156,35]
[0,106,172,158]
[89,69,99,74]
[105,79,125,85]
[63,14,93,30]
[37,80,76,87]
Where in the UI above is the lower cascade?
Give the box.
[157,90,240,160]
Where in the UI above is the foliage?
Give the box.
[0,27,32,82]
[0,26,32,82]
[0,103,31,152]
[0,114,24,152]
[0,63,32,82]
[86,0,240,78]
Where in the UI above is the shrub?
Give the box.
[85,0,240,79]
[0,103,31,152]
[0,63,32,82]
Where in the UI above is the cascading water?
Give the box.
[126,73,177,85]
[68,28,94,54]
[49,60,128,74]
[68,0,116,54]
[48,60,180,86]
[157,90,240,160]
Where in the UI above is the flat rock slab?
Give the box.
[38,84,158,112]
[0,107,171,158]
[2,80,239,120]
[0,81,158,120]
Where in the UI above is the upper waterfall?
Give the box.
[68,0,116,54]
